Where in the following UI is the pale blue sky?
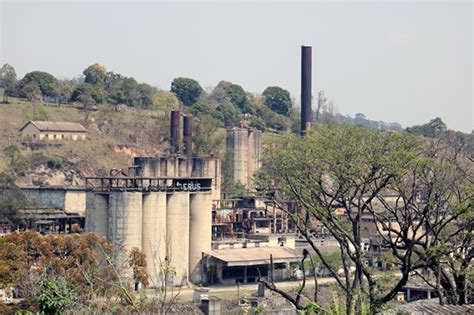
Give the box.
[1,1,472,132]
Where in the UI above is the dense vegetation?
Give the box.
[0,63,296,133]
[0,232,152,314]
[257,124,473,313]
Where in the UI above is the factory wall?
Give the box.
[21,186,86,214]
[85,193,108,237]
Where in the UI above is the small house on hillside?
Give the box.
[20,121,87,141]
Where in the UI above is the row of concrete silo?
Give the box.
[87,190,212,285]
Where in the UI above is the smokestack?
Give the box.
[183,115,193,156]
[301,45,312,135]
[170,111,180,154]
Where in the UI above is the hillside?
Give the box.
[0,98,178,186]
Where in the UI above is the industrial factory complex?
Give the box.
[6,46,316,288]
[83,110,301,286]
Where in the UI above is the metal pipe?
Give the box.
[301,45,312,135]
[170,111,180,154]
[183,115,193,156]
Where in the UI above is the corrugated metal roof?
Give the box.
[20,121,87,132]
[206,247,302,266]
[394,298,474,314]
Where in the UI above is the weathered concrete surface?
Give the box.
[64,191,86,214]
[226,128,261,188]
[21,186,86,214]
[142,192,167,284]
[189,192,212,284]
[134,156,221,200]
[85,193,109,237]
[108,191,143,251]
[166,192,190,285]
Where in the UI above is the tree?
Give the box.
[152,91,180,112]
[21,82,42,101]
[70,83,104,104]
[83,63,107,85]
[0,172,27,227]
[136,83,156,109]
[121,78,141,107]
[0,232,147,313]
[406,117,448,138]
[257,124,473,313]
[190,101,215,117]
[249,116,266,131]
[193,115,225,156]
[255,104,290,132]
[0,64,17,97]
[262,86,292,116]
[71,83,104,123]
[215,81,254,114]
[216,102,240,127]
[382,138,473,305]
[315,91,327,123]
[57,79,75,104]
[170,77,203,107]
[4,144,29,176]
[18,71,58,99]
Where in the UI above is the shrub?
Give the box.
[46,157,63,170]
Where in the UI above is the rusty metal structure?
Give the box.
[301,45,312,135]
[211,196,296,241]
[183,115,193,156]
[85,176,212,193]
[170,110,181,153]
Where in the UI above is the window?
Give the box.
[61,135,65,139]
[54,135,57,139]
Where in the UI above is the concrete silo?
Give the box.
[142,191,167,285]
[166,191,190,285]
[189,192,212,283]
[108,191,143,253]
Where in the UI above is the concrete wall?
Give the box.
[22,187,86,214]
[166,192,190,285]
[142,192,167,284]
[23,188,65,208]
[85,193,109,237]
[226,128,262,188]
[64,191,86,215]
[189,193,212,284]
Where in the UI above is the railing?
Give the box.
[85,176,212,193]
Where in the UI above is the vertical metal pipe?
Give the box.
[170,111,180,154]
[301,45,312,135]
[183,115,193,156]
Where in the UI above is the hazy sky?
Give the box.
[1,1,472,132]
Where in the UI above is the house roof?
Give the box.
[20,121,87,133]
[205,246,302,266]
